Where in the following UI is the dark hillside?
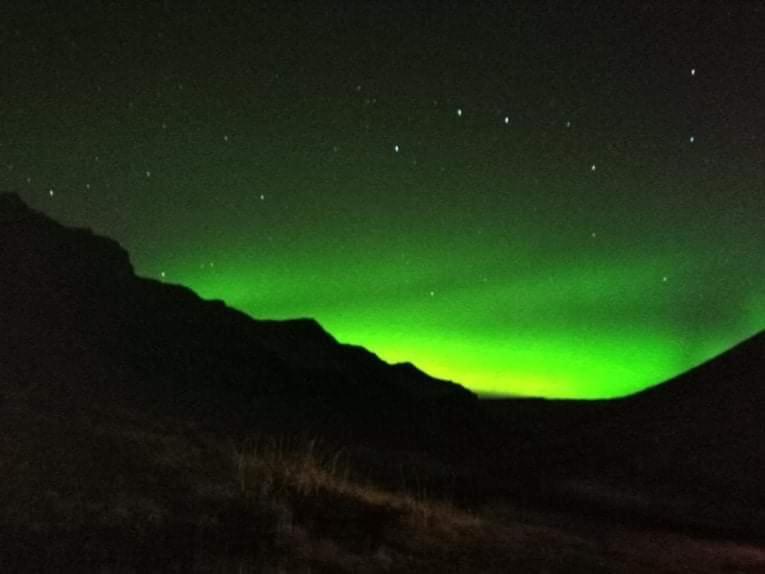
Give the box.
[503,332,765,539]
[0,192,477,451]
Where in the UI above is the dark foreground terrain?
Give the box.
[3,394,765,573]
[2,192,764,572]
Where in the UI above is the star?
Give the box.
[504,116,510,125]
[457,108,463,117]
[394,144,400,153]
[145,170,152,178]
[48,188,55,197]
[591,164,597,172]
[689,136,695,143]
[691,68,696,76]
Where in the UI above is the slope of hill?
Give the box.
[523,332,765,538]
[0,192,477,448]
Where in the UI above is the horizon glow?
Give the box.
[144,232,762,398]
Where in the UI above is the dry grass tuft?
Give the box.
[230,435,521,571]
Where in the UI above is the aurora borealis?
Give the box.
[2,2,763,397]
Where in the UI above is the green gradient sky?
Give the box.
[154,225,761,397]
[2,2,763,397]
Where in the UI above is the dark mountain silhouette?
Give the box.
[0,192,476,447]
[577,332,765,526]
[492,331,765,538]
[576,330,764,474]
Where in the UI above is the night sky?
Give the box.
[2,2,763,398]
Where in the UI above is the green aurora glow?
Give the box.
[151,223,762,398]
[3,2,763,397]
